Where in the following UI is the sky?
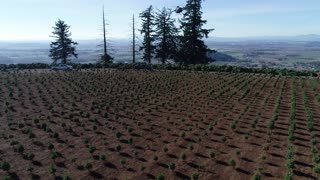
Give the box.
[0,0,320,41]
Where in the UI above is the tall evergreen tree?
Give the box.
[154,8,179,64]
[178,0,213,64]
[139,6,156,64]
[49,19,78,64]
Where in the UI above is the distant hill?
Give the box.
[0,55,13,64]
[209,34,320,42]
[294,34,320,41]
[306,41,320,47]
[209,52,238,62]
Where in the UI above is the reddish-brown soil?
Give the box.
[0,69,320,180]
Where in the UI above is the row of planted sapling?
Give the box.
[300,78,320,175]
[284,78,297,180]
[236,75,273,139]
[267,77,287,131]
[1,70,320,179]
[208,74,261,140]
[249,76,275,133]
[308,78,320,103]
[202,75,277,175]
[252,76,286,178]
[0,71,270,178]
[244,76,279,180]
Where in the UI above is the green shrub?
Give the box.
[27,153,34,161]
[53,132,59,138]
[307,121,313,132]
[191,171,200,180]
[312,154,320,164]
[180,131,186,137]
[10,140,19,146]
[230,120,236,129]
[311,146,318,153]
[140,164,145,171]
[288,133,294,141]
[189,144,194,151]
[228,159,236,167]
[285,159,294,169]
[120,159,126,166]
[267,121,274,130]
[180,152,186,160]
[153,155,158,161]
[88,144,96,153]
[251,169,261,180]
[235,149,240,155]
[127,137,133,144]
[0,160,11,171]
[51,151,59,160]
[48,143,54,150]
[209,149,215,158]
[83,161,93,170]
[220,136,227,142]
[163,146,168,152]
[167,162,175,170]
[260,153,266,160]
[26,165,34,172]
[17,144,24,153]
[285,170,293,180]
[115,131,122,138]
[99,153,106,160]
[92,125,97,130]
[63,174,72,180]
[127,127,133,133]
[156,173,165,180]
[243,134,249,140]
[115,144,121,151]
[313,164,320,173]
[48,164,56,174]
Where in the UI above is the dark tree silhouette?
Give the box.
[139,5,156,64]
[154,8,179,64]
[132,14,137,63]
[49,19,78,64]
[100,6,113,65]
[177,0,214,64]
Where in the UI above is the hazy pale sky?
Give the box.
[0,0,319,41]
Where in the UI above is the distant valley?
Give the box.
[1,35,320,70]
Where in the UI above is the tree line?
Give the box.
[49,0,214,65]
[1,63,318,78]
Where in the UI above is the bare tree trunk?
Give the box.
[132,15,136,63]
[103,6,107,59]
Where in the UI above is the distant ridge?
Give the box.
[2,34,320,45]
[209,52,238,62]
[209,34,320,42]
[294,34,320,41]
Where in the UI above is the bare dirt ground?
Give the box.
[0,69,320,180]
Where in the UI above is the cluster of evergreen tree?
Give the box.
[49,8,113,65]
[139,0,214,64]
[48,0,213,65]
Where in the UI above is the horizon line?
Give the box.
[1,34,320,42]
